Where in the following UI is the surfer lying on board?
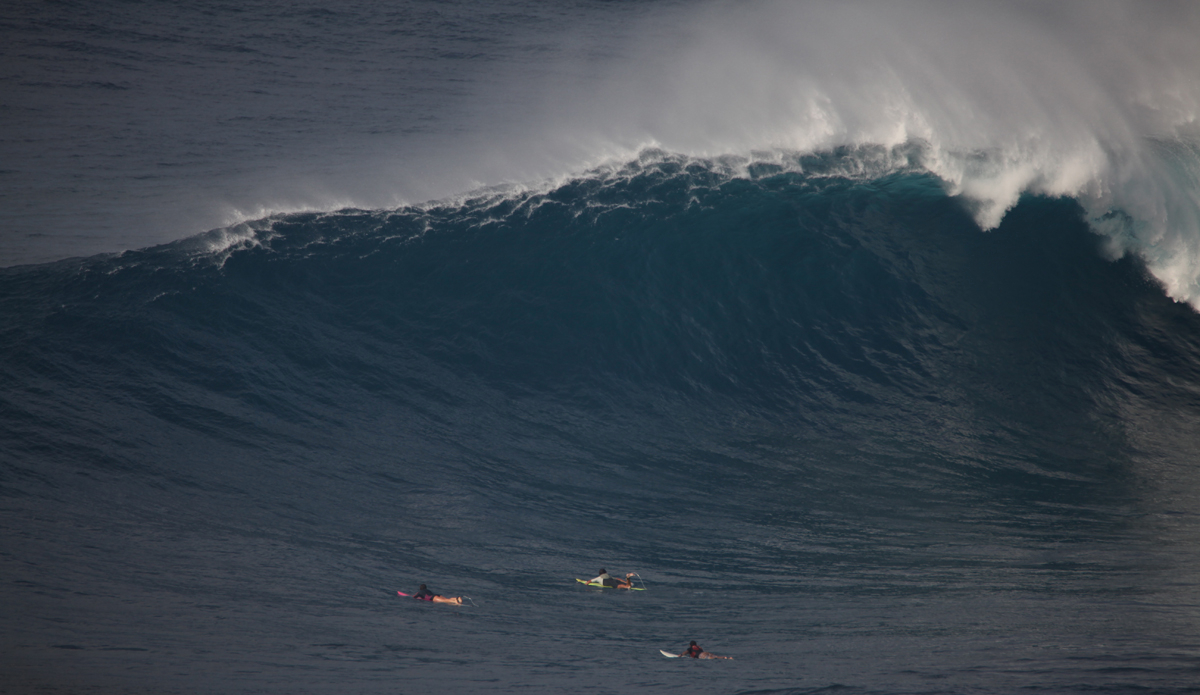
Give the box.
[680,641,732,659]
[411,584,463,604]
[590,568,636,589]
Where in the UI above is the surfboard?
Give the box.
[660,649,680,658]
[398,590,468,604]
[575,578,646,590]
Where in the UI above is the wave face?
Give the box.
[5,150,1200,693]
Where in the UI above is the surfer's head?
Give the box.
[598,568,606,575]
[419,584,427,590]
[690,641,698,646]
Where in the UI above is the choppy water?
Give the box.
[4,2,1200,694]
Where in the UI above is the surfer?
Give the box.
[590,568,636,589]
[680,641,732,659]
[411,584,463,604]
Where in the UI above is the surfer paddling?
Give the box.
[590,568,637,589]
[679,641,732,659]
[406,584,463,604]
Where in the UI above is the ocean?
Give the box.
[3,2,1200,694]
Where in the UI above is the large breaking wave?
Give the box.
[6,147,1200,498]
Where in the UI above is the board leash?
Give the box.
[631,572,648,590]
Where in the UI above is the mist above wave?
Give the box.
[487,0,1200,305]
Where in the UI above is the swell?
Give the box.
[3,152,1200,520]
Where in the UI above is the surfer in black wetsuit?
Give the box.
[680,641,732,659]
[590,568,636,589]
[412,584,463,604]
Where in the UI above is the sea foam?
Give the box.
[481,0,1200,305]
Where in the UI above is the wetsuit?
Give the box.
[591,572,618,588]
[685,644,704,658]
[412,587,435,601]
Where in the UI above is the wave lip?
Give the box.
[493,0,1200,307]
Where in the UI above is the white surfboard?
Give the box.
[660,649,680,658]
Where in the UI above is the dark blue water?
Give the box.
[5,2,1200,693]
[5,150,1200,693]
